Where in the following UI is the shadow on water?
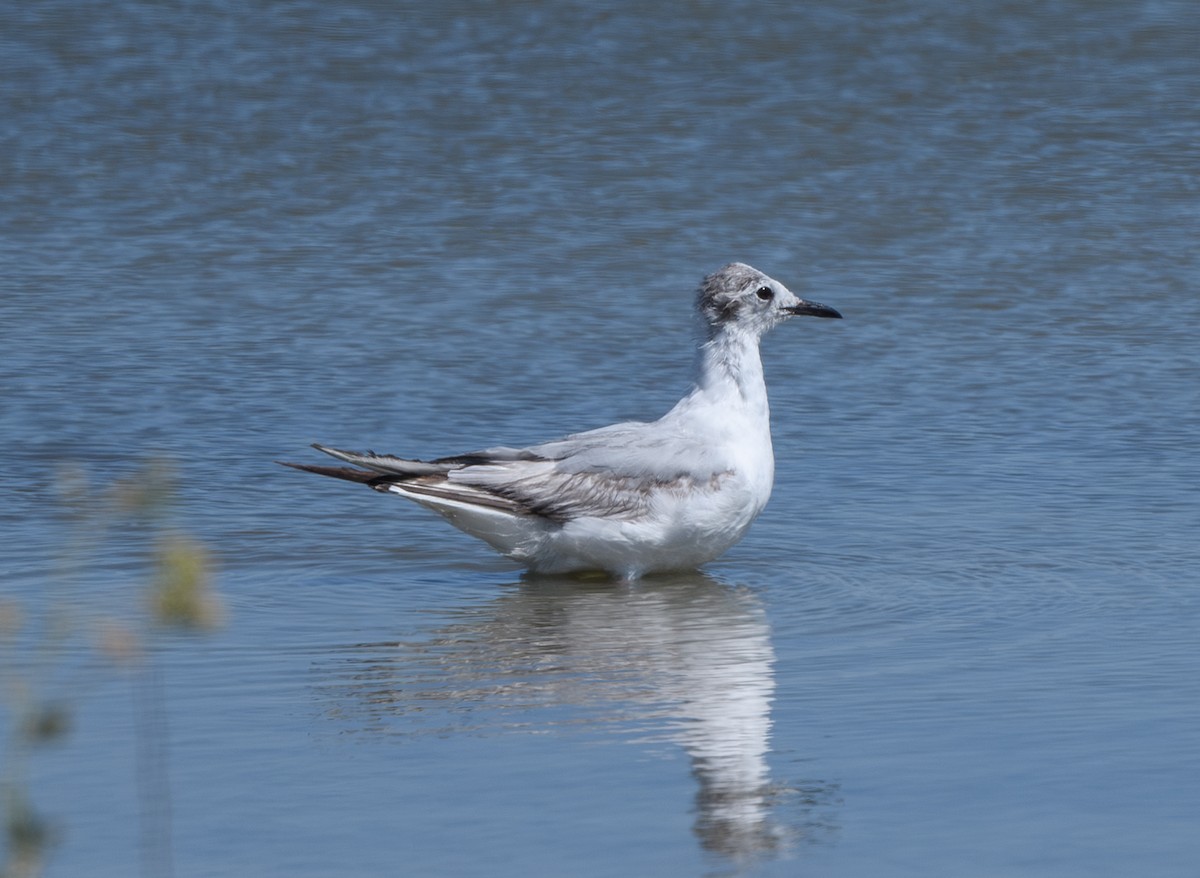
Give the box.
[311,571,840,865]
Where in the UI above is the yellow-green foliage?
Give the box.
[1,461,221,878]
[152,536,222,631]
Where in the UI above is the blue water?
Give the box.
[3,1,1199,875]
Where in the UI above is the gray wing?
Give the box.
[280,443,555,518]
[449,421,733,522]
[285,423,730,523]
[310,442,544,474]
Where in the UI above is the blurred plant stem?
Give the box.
[1,461,221,878]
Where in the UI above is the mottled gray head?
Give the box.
[696,262,842,336]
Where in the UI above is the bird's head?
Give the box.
[697,262,842,337]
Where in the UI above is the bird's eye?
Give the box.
[755,286,773,301]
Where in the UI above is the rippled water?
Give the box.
[3,1,1198,875]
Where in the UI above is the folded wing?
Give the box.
[283,422,730,525]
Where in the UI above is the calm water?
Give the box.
[3,1,1199,875]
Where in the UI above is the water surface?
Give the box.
[2,1,1198,875]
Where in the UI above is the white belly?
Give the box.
[522,472,769,577]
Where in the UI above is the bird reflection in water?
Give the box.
[314,572,839,864]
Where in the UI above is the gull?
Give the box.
[281,263,841,578]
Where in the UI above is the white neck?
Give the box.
[667,325,771,425]
[699,326,768,408]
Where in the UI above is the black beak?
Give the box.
[784,299,843,319]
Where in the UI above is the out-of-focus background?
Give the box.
[3,2,1198,875]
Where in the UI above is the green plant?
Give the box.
[1,462,221,878]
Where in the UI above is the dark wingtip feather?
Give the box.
[276,460,380,484]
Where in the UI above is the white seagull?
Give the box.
[282,263,841,578]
